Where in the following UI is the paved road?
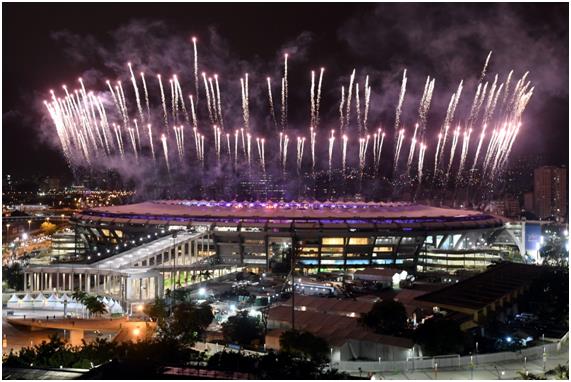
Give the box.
[7,317,129,331]
[358,348,569,380]
[3,315,155,355]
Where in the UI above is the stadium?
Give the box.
[71,200,524,274]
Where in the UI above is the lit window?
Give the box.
[349,237,369,245]
[322,238,344,245]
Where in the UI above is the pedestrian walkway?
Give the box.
[359,348,569,380]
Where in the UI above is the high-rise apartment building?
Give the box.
[533,166,568,220]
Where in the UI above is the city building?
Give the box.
[533,166,568,220]
[23,231,237,304]
[50,229,86,259]
[523,191,534,214]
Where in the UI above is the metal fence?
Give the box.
[336,332,569,373]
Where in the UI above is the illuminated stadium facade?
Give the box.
[71,200,524,274]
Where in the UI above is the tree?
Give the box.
[2,263,24,290]
[159,301,213,345]
[222,311,264,347]
[149,288,214,344]
[83,296,108,317]
[70,290,107,317]
[545,364,569,380]
[516,371,546,380]
[2,334,202,378]
[206,349,349,379]
[40,221,57,235]
[279,329,329,363]
[71,289,87,303]
[202,270,213,281]
[413,317,469,356]
[144,298,167,323]
[171,288,192,304]
[360,299,408,334]
[540,241,569,267]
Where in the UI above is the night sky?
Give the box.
[3,3,568,181]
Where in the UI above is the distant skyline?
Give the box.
[3,3,568,179]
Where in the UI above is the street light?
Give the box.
[330,347,333,366]
[27,220,32,232]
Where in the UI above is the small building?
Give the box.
[266,305,417,361]
[352,268,408,288]
[277,294,376,318]
[415,262,544,328]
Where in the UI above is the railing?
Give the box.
[336,332,569,373]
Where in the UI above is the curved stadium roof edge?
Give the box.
[73,200,507,231]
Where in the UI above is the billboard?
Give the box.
[525,223,542,252]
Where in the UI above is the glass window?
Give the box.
[321,259,344,265]
[372,259,394,265]
[321,251,344,258]
[347,259,369,265]
[321,246,344,253]
[322,238,344,245]
[349,237,369,245]
[215,226,238,232]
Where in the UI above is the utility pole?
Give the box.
[291,235,297,330]
[172,232,178,293]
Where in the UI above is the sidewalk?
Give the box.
[360,349,569,380]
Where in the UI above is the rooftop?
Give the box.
[75,200,506,231]
[415,262,544,311]
[353,268,403,278]
[279,295,377,315]
[268,305,413,348]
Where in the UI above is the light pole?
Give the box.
[475,341,479,364]
[172,232,178,293]
[5,224,10,246]
[27,220,32,233]
[330,347,333,367]
[434,362,438,380]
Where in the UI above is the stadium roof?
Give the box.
[75,200,506,231]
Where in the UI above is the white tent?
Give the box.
[33,293,47,309]
[7,294,21,309]
[109,300,124,314]
[67,298,83,311]
[20,294,34,309]
[46,293,61,309]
